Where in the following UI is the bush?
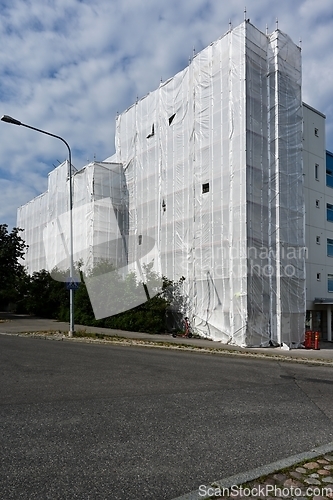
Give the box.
[20,259,187,333]
[23,269,68,318]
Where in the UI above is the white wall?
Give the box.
[303,103,333,308]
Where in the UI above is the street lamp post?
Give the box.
[1,114,75,336]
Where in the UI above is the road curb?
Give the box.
[171,441,333,500]
[1,330,333,365]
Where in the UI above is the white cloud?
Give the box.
[1,0,333,229]
[0,177,47,227]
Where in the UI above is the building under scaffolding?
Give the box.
[18,20,306,347]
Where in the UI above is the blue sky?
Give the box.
[1,0,333,229]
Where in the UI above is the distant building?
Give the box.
[17,20,332,346]
[302,103,333,342]
[18,161,128,275]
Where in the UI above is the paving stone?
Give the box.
[229,492,240,498]
[304,477,322,485]
[290,471,303,479]
[318,469,331,475]
[214,455,333,500]
[246,482,266,497]
[273,473,287,482]
[283,478,304,488]
[322,476,333,483]
[323,483,333,489]
[304,461,320,469]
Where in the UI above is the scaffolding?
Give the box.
[114,21,305,346]
[18,21,305,346]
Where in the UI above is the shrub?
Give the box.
[21,259,187,333]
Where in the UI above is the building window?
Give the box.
[202,183,210,194]
[316,236,320,244]
[326,169,333,188]
[147,124,155,138]
[316,199,320,208]
[327,203,333,222]
[328,274,333,292]
[315,164,319,180]
[315,128,319,137]
[317,273,321,281]
[168,113,176,125]
[328,238,333,257]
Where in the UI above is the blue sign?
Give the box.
[66,277,80,290]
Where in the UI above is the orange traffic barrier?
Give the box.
[304,330,320,350]
[304,330,313,349]
[314,331,320,350]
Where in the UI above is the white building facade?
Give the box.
[114,20,305,347]
[18,20,333,346]
[18,161,128,277]
[303,103,333,342]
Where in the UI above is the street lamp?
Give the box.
[1,114,75,336]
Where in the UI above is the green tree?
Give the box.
[23,269,68,318]
[0,224,28,310]
[13,251,187,333]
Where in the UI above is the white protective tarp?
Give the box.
[115,21,305,346]
[18,161,128,276]
[17,20,305,347]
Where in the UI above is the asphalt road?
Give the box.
[1,335,333,500]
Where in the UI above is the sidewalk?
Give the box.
[1,312,333,363]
